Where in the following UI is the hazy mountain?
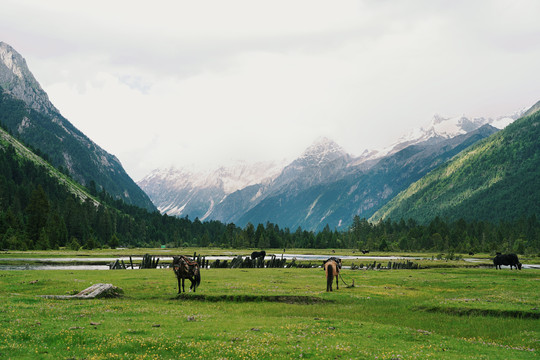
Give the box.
[142,113,506,230]
[236,125,498,230]
[358,111,525,162]
[219,137,353,225]
[371,101,540,224]
[138,161,285,220]
[0,41,155,211]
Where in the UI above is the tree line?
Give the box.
[0,132,539,254]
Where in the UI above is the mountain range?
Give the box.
[3,41,537,233]
[0,42,155,211]
[371,102,540,224]
[139,109,525,231]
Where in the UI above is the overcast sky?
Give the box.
[2,0,540,180]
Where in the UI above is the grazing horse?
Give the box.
[323,257,342,292]
[172,255,201,293]
[251,250,266,260]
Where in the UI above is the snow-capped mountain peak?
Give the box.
[356,109,525,165]
[140,160,284,195]
[298,137,349,165]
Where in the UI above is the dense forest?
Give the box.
[0,122,539,255]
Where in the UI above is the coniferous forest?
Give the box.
[1,124,539,255]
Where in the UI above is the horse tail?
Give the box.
[326,263,333,291]
[194,266,201,288]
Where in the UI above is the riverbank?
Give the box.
[1,248,539,270]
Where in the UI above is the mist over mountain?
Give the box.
[140,110,518,230]
[138,161,285,220]
[0,42,155,211]
[371,102,540,224]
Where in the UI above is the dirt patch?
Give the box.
[174,293,332,304]
[414,305,540,319]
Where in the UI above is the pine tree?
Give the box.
[25,185,50,246]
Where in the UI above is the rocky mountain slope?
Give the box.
[0,41,155,211]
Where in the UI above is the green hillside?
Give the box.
[0,123,325,250]
[371,104,540,224]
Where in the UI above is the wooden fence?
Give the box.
[110,254,420,270]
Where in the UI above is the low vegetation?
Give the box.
[1,265,537,359]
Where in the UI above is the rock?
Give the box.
[39,283,123,300]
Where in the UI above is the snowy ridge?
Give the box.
[138,160,287,220]
[355,109,526,164]
[141,160,285,195]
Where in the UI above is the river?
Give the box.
[0,254,538,270]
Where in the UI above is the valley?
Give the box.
[0,40,539,256]
[2,4,540,359]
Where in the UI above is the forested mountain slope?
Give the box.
[0,122,221,250]
[0,42,155,211]
[371,103,540,224]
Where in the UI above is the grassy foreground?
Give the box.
[0,266,538,359]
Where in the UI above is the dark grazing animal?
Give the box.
[493,253,522,270]
[172,255,201,293]
[361,250,370,254]
[251,250,266,260]
[323,257,342,292]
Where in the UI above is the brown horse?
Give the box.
[172,255,201,293]
[323,257,342,292]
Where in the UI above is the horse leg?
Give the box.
[336,271,339,290]
[177,276,182,293]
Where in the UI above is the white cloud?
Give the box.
[2,0,540,180]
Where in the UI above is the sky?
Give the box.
[2,0,540,181]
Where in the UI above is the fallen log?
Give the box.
[39,283,123,300]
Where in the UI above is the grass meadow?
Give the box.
[0,254,538,359]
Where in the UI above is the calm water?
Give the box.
[0,254,538,270]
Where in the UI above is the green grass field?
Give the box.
[0,259,538,359]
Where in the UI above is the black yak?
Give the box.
[251,250,266,260]
[493,253,522,270]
